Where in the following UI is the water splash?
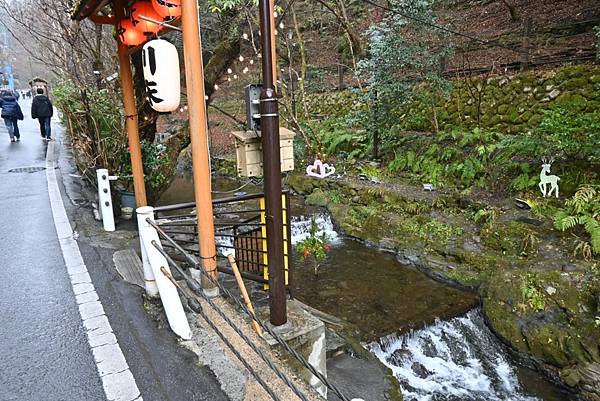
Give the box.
[367,310,540,401]
[290,213,340,245]
[215,230,235,257]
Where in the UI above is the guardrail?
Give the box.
[147,217,356,401]
[153,192,292,290]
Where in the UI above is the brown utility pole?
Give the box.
[269,0,277,84]
[180,0,219,292]
[114,0,147,207]
[259,0,286,326]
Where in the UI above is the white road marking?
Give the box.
[46,140,143,401]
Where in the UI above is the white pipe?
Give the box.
[136,206,159,299]
[96,169,115,232]
[137,206,192,340]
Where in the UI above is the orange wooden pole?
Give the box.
[180,0,218,291]
[115,1,147,207]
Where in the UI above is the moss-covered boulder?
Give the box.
[483,268,600,400]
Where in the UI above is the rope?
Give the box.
[153,243,311,401]
[148,219,352,401]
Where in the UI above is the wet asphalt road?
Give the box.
[0,103,105,400]
[0,99,229,401]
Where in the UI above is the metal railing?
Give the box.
[147,217,353,401]
[153,192,292,289]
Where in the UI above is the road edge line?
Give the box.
[46,140,143,401]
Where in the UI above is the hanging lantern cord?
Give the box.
[138,14,182,32]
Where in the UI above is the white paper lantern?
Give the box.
[142,38,180,112]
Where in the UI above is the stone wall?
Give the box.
[304,64,600,133]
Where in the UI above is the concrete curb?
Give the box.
[46,140,143,401]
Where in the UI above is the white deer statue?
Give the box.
[539,157,560,198]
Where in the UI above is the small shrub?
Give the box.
[521,273,546,311]
[297,219,332,275]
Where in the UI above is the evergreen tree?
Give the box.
[358,0,452,137]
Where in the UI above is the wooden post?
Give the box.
[180,0,219,292]
[114,1,147,207]
[228,255,262,336]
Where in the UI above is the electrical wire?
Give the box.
[352,0,522,54]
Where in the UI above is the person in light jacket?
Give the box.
[31,88,54,141]
[0,91,24,142]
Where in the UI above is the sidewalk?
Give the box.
[0,101,107,400]
[0,99,229,401]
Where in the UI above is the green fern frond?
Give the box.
[554,212,579,231]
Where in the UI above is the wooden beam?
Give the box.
[89,14,115,25]
[115,0,148,207]
[180,0,219,291]
[127,18,182,56]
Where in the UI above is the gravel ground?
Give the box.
[178,289,323,401]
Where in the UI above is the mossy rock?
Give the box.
[306,188,329,207]
[482,273,529,352]
[479,221,526,255]
[561,77,589,91]
[567,65,589,78]
[520,110,533,122]
[585,101,600,113]
[288,175,316,194]
[508,110,520,123]
[521,320,576,367]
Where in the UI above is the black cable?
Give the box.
[154,244,311,401]
[147,221,352,401]
[355,0,522,54]
[160,267,286,401]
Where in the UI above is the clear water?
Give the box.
[159,175,575,401]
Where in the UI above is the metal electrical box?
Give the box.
[245,84,262,131]
[232,127,295,177]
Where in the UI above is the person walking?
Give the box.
[0,90,24,143]
[31,88,53,141]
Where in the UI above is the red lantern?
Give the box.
[117,19,146,46]
[151,0,181,21]
[130,1,163,34]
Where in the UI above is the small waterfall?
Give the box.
[215,230,235,257]
[290,213,340,245]
[367,310,540,401]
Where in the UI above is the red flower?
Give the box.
[323,243,331,252]
[303,249,310,258]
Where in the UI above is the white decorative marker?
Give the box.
[539,157,560,198]
[306,159,336,179]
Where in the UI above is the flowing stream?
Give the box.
[159,175,574,401]
[366,310,572,401]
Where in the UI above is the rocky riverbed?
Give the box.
[288,173,600,401]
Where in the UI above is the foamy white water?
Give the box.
[290,214,340,245]
[367,310,540,401]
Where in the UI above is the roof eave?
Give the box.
[71,0,111,21]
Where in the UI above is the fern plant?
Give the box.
[554,186,600,256]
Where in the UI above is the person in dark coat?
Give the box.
[0,91,24,142]
[31,88,54,140]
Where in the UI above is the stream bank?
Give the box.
[288,173,600,401]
